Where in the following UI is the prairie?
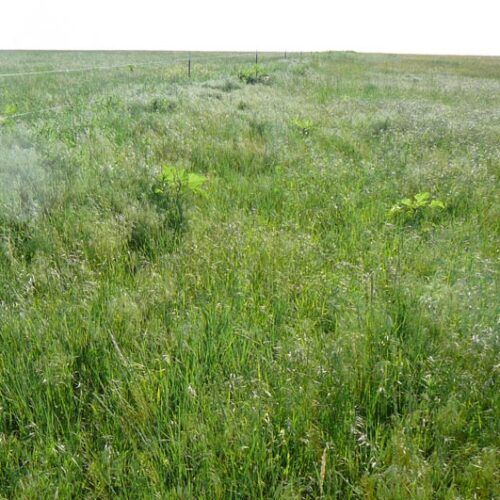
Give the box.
[0,51,499,498]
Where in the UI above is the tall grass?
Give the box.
[0,51,499,498]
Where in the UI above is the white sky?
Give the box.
[1,0,499,55]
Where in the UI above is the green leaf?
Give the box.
[430,199,445,209]
[161,165,207,194]
[4,104,18,116]
[415,192,430,202]
[401,198,414,209]
[414,192,430,207]
[186,172,207,193]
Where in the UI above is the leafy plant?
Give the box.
[149,165,207,234]
[3,104,18,116]
[237,65,269,84]
[156,165,207,195]
[0,104,18,124]
[291,117,315,136]
[389,192,445,224]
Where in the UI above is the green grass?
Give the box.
[0,50,499,498]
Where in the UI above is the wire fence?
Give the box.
[0,60,185,78]
[0,52,294,122]
[0,52,287,79]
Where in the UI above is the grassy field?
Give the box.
[0,51,498,498]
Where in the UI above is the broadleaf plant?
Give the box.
[159,165,207,195]
[389,192,446,224]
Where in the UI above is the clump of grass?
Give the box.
[248,119,270,139]
[126,202,169,256]
[148,97,176,113]
[291,63,307,76]
[370,117,391,136]
[206,78,242,93]
[237,100,249,110]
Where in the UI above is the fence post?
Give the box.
[188,52,191,78]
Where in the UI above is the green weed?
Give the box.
[291,117,315,136]
[389,192,446,224]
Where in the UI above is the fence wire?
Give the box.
[0,52,289,122]
[0,52,274,79]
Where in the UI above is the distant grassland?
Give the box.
[0,51,498,498]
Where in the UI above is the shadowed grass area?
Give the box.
[0,51,499,498]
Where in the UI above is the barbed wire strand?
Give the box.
[0,53,288,121]
[0,52,278,79]
[0,52,252,71]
